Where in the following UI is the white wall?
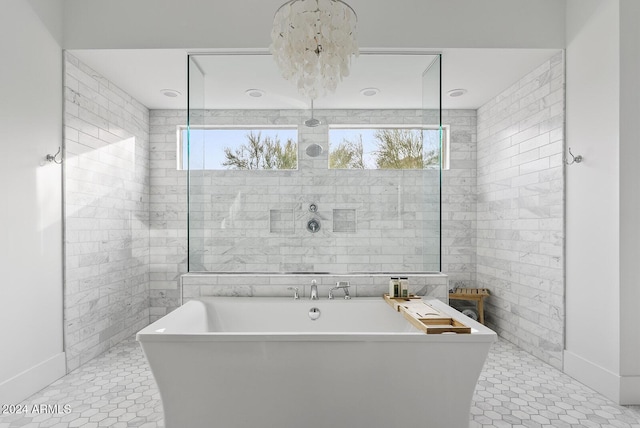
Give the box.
[0,0,65,403]
[61,0,565,50]
[565,0,640,404]
[565,0,620,381]
[618,0,640,404]
[25,0,63,45]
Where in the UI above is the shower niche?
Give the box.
[186,52,442,274]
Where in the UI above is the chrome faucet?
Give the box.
[329,281,351,300]
[310,280,318,300]
[287,287,299,300]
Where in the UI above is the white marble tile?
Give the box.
[63,53,150,372]
[477,55,565,369]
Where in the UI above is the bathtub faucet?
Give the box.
[287,287,300,300]
[310,280,318,300]
[329,281,351,300]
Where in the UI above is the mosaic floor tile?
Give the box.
[1,337,639,427]
[471,340,640,428]
[0,338,163,428]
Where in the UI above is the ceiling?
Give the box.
[70,48,560,111]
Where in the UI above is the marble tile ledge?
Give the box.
[180,272,449,303]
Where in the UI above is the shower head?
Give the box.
[304,99,321,127]
[304,117,321,127]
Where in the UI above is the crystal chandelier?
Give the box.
[270,0,359,100]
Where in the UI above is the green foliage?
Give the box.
[223,128,440,171]
[328,128,440,170]
[373,129,424,169]
[223,131,297,170]
[329,135,365,169]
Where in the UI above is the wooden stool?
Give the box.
[448,288,490,325]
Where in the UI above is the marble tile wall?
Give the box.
[148,110,187,321]
[63,53,150,370]
[476,52,565,368]
[441,110,478,289]
[189,109,441,274]
[182,273,449,302]
[148,109,476,320]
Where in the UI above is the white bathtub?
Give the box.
[137,297,496,428]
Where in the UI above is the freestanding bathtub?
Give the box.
[137,297,496,428]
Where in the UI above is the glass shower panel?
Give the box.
[187,56,206,270]
[187,53,441,274]
[420,54,442,272]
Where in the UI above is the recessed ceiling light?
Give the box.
[447,88,467,98]
[360,87,380,97]
[160,89,181,98]
[245,89,265,98]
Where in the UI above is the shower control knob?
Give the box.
[307,219,320,233]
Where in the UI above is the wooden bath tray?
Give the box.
[384,294,471,334]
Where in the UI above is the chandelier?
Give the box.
[270,0,359,100]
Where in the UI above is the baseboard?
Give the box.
[620,375,640,405]
[563,350,640,405]
[0,353,66,404]
[564,350,620,402]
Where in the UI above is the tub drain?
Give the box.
[308,307,321,320]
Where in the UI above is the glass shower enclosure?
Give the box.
[186,52,442,274]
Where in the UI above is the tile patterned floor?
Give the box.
[472,340,640,428]
[0,338,163,428]
[1,337,639,428]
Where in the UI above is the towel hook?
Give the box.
[46,147,62,164]
[564,147,583,166]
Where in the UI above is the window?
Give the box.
[328,125,449,170]
[178,127,298,170]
